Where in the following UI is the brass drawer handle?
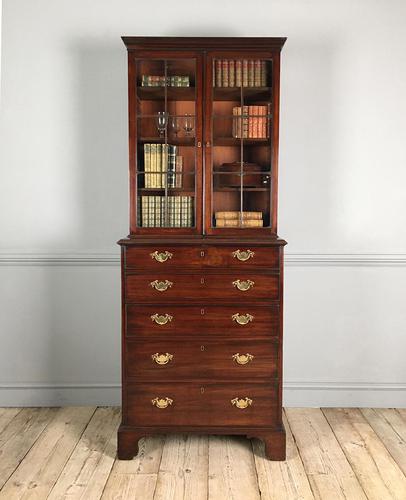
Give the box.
[231,397,253,409]
[232,279,254,291]
[150,279,173,292]
[232,353,254,365]
[151,313,173,325]
[151,397,173,409]
[232,249,254,261]
[151,352,173,365]
[232,313,254,325]
[150,250,173,263]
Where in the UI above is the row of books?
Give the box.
[143,144,183,188]
[213,60,268,88]
[141,75,190,87]
[139,196,194,227]
[232,106,270,139]
[214,211,264,228]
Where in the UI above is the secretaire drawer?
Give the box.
[127,382,278,427]
[125,273,279,303]
[126,305,280,338]
[125,246,203,269]
[204,246,279,269]
[125,338,278,380]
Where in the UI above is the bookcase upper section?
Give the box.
[122,37,286,237]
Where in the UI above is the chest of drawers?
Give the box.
[118,239,286,460]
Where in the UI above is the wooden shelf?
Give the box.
[214,137,270,146]
[138,137,195,146]
[138,188,195,195]
[213,187,269,192]
[137,87,196,101]
[213,87,272,101]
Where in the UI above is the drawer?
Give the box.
[204,246,279,269]
[127,382,278,427]
[126,305,279,338]
[125,338,278,380]
[125,273,279,303]
[125,246,280,270]
[126,246,203,269]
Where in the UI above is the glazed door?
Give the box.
[204,51,280,235]
[129,51,203,234]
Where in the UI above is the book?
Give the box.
[242,60,248,87]
[222,60,229,87]
[254,60,261,87]
[144,144,151,188]
[215,211,263,220]
[216,218,264,228]
[229,60,235,87]
[235,60,242,87]
[261,61,267,86]
[168,145,177,188]
[248,60,255,87]
[215,60,222,87]
[175,155,183,188]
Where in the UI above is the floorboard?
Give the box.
[0,407,404,500]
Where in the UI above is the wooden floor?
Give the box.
[0,408,405,499]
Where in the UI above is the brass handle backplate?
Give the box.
[150,280,173,292]
[231,397,253,409]
[232,313,254,325]
[151,352,173,365]
[150,250,173,263]
[151,397,173,409]
[232,353,254,365]
[232,279,254,291]
[232,249,254,262]
[151,313,173,325]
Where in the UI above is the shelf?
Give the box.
[138,137,195,146]
[213,137,270,146]
[213,87,272,101]
[213,187,269,192]
[138,188,195,195]
[137,87,196,101]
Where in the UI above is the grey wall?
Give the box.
[1,0,406,406]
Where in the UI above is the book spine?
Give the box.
[261,60,267,86]
[189,197,194,227]
[242,60,248,87]
[215,219,263,228]
[229,60,235,87]
[235,60,242,87]
[144,144,151,188]
[160,144,166,188]
[213,60,216,87]
[254,60,261,87]
[243,106,249,138]
[215,60,222,87]
[168,145,177,188]
[267,103,271,138]
[248,106,253,138]
[248,60,254,87]
[175,155,183,188]
[222,60,229,87]
[150,144,156,188]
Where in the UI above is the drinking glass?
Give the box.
[170,116,181,138]
[183,114,194,136]
[156,111,168,137]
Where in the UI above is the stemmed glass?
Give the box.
[170,116,181,138]
[156,111,168,137]
[183,114,194,136]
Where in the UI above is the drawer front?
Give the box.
[125,339,278,380]
[126,305,279,338]
[125,273,279,303]
[205,246,279,269]
[126,246,203,269]
[127,382,278,427]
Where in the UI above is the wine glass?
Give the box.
[183,114,194,136]
[156,111,168,137]
[170,116,181,138]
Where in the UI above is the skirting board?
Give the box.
[0,383,405,408]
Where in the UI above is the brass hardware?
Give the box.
[232,353,254,365]
[151,397,173,409]
[151,352,174,365]
[151,313,173,325]
[232,313,254,325]
[232,279,254,291]
[150,279,173,292]
[197,141,202,148]
[150,250,173,263]
[232,249,254,262]
[200,277,205,284]
[201,308,205,315]
[200,250,205,257]
[231,397,253,409]
[206,141,211,147]
[201,345,205,351]
[200,387,205,394]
